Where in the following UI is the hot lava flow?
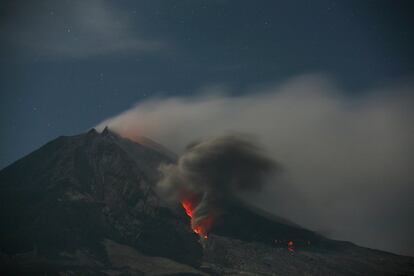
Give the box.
[181,199,213,240]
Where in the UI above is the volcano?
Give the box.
[0,129,413,275]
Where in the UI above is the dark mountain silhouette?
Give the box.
[0,128,201,274]
[0,129,413,275]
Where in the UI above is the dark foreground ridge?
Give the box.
[0,129,413,275]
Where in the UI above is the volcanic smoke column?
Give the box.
[158,134,278,238]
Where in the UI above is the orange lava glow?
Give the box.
[181,200,195,218]
[181,200,209,239]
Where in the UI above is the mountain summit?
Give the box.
[0,129,413,275]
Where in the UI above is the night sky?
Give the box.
[1,0,413,168]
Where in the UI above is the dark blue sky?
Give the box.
[1,0,413,168]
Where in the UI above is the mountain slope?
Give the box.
[0,129,413,275]
[0,128,202,273]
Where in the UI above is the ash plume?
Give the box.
[96,75,414,255]
[157,134,278,234]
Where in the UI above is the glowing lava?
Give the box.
[181,199,209,239]
[181,200,195,218]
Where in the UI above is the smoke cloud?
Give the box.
[96,75,414,256]
[157,134,277,235]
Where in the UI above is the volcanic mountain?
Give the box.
[0,129,413,275]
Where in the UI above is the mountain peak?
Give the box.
[101,126,110,135]
[87,128,98,135]
[95,126,177,161]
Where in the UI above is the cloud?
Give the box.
[96,74,414,256]
[3,0,164,59]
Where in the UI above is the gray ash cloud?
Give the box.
[157,134,278,233]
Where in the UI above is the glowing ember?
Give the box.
[288,240,295,252]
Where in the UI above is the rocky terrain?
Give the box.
[0,129,413,275]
